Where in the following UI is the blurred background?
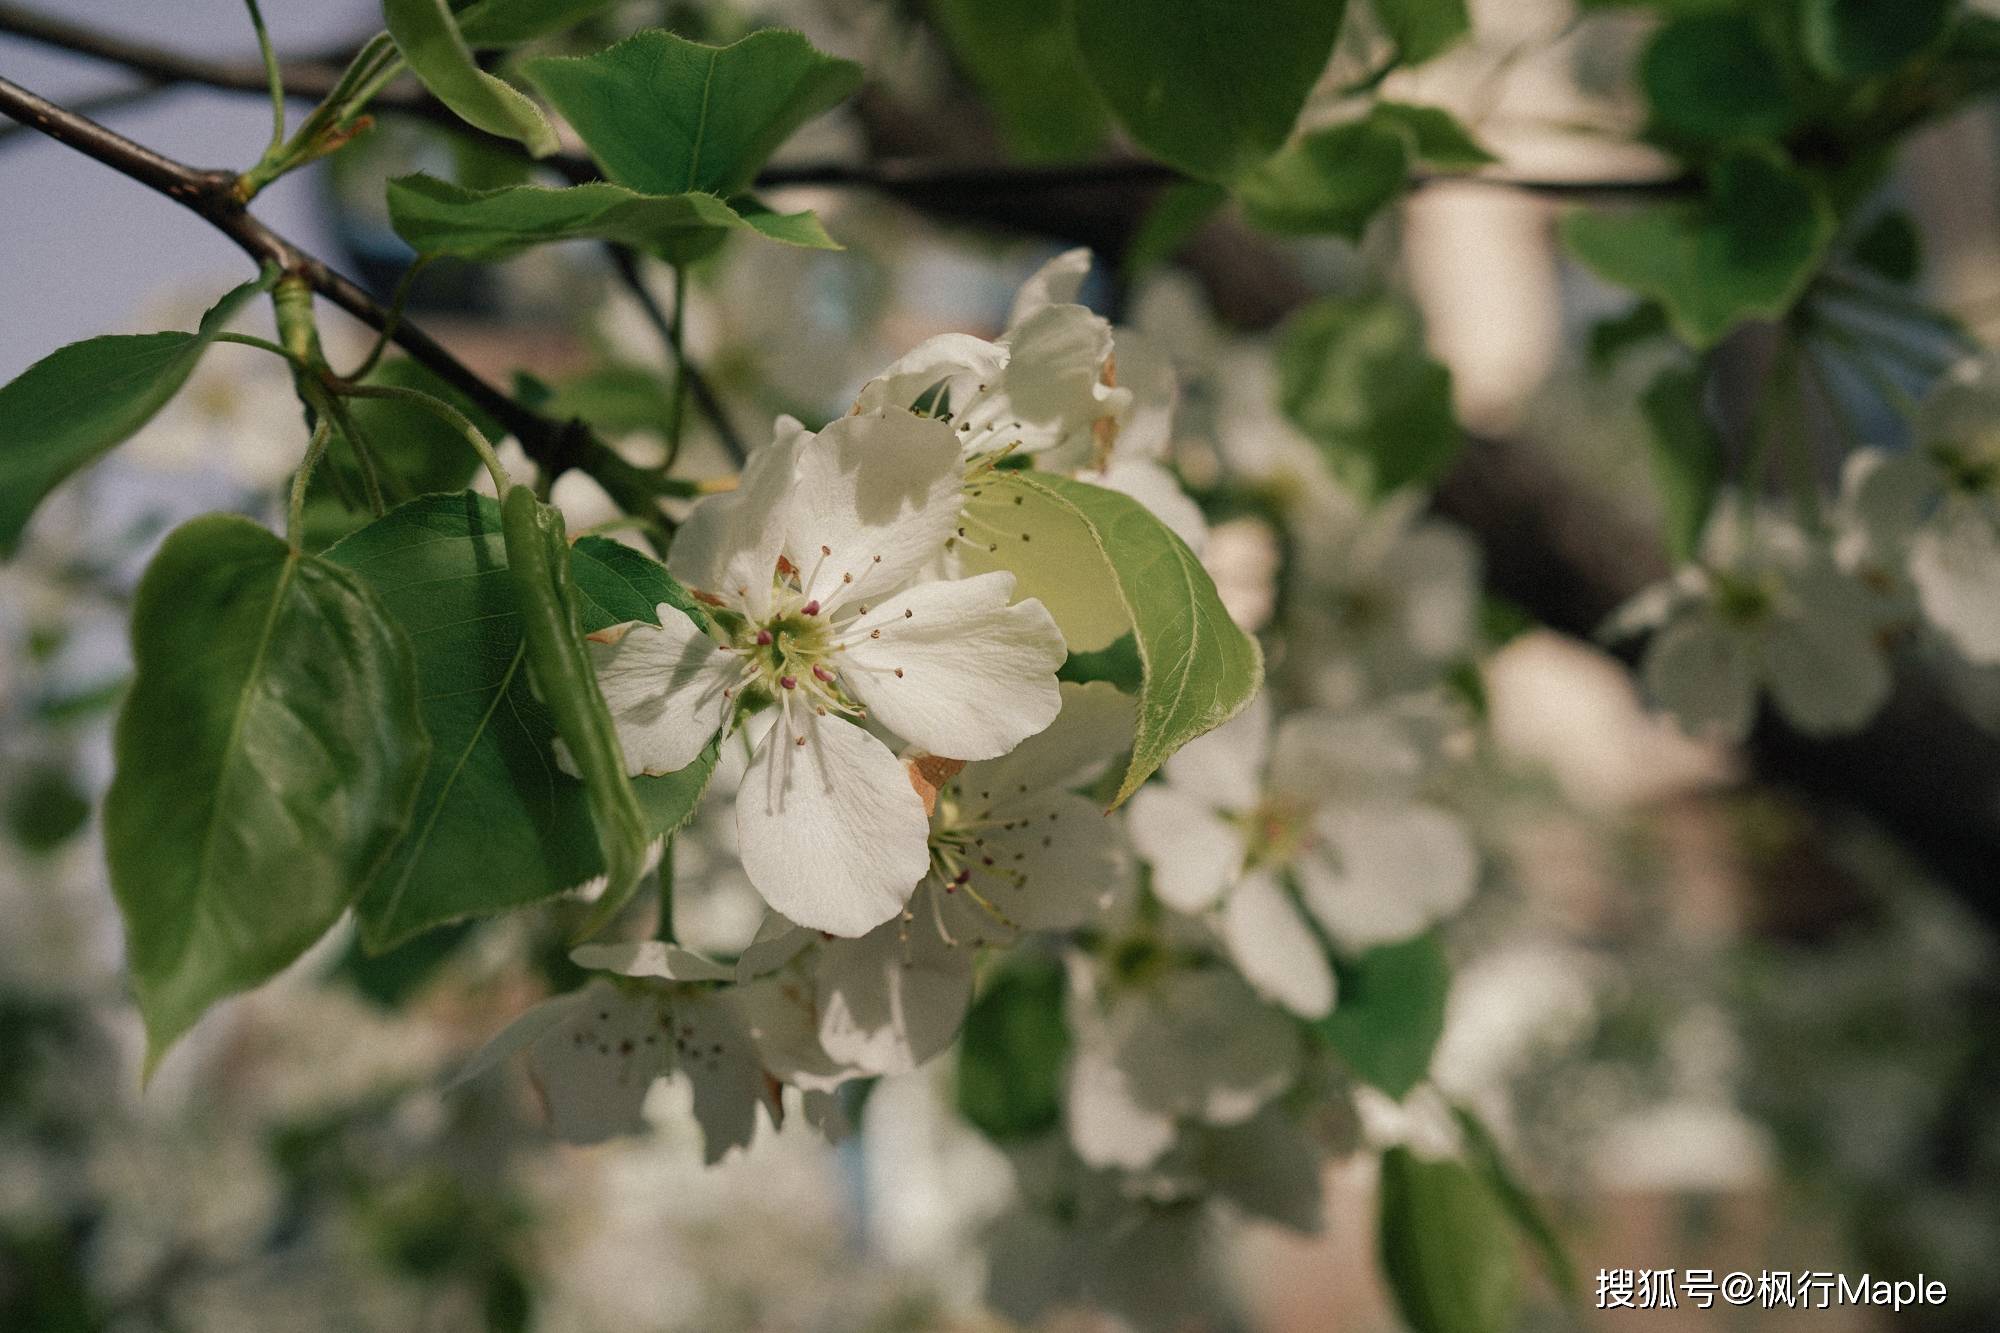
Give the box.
[4,1,2000,1329]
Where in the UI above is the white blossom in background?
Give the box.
[1064,957,1302,1171]
[1610,500,1892,741]
[1127,693,1478,1019]
[1833,358,2000,664]
[580,407,1066,936]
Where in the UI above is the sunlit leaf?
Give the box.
[384,0,558,156]
[106,516,429,1068]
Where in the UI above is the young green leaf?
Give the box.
[926,0,1110,162]
[958,470,1262,805]
[1801,0,1957,79]
[105,515,429,1069]
[1562,149,1835,348]
[1277,295,1462,498]
[1071,0,1347,181]
[0,269,275,555]
[327,494,715,950]
[1640,15,1798,145]
[384,0,558,157]
[1451,1104,1581,1304]
[386,174,837,265]
[956,955,1071,1142]
[1371,0,1472,66]
[1369,102,1498,170]
[1378,1148,1523,1333]
[1308,932,1450,1098]
[1639,363,1725,562]
[522,29,861,197]
[1237,118,1412,240]
[1849,210,1923,284]
[499,487,653,938]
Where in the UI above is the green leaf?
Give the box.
[1802,0,1957,79]
[1585,301,1670,372]
[927,0,1109,162]
[1371,0,1471,65]
[327,494,715,950]
[959,471,1262,805]
[1378,1148,1523,1333]
[1277,295,1462,498]
[105,516,429,1068]
[455,0,619,46]
[522,28,861,197]
[1369,102,1497,170]
[499,488,654,937]
[5,764,91,853]
[1238,117,1411,240]
[1640,14,1798,145]
[956,955,1071,1142]
[1451,1104,1580,1305]
[544,364,678,438]
[1071,0,1348,182]
[1638,364,1724,561]
[1308,932,1449,1098]
[1562,149,1835,348]
[386,173,837,265]
[324,357,493,501]
[1850,210,1922,284]
[385,0,558,156]
[0,270,275,555]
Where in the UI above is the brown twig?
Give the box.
[0,72,664,513]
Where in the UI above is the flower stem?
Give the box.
[336,381,513,495]
[654,838,677,943]
[287,414,332,550]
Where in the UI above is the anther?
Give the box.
[813,665,835,683]
[894,668,904,678]
[755,629,773,646]
[780,675,798,689]
[802,600,821,616]
[821,545,832,556]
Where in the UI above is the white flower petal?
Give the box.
[1222,871,1335,1019]
[1268,708,1422,801]
[952,788,1132,931]
[732,966,855,1093]
[1010,247,1094,327]
[1066,1027,1178,1170]
[736,714,931,937]
[979,680,1137,793]
[838,571,1065,759]
[1642,609,1759,741]
[1117,969,1300,1125]
[1298,802,1477,950]
[1911,503,2000,663]
[1107,328,1177,461]
[570,939,733,983]
[815,913,975,1076]
[671,990,773,1164]
[1158,689,1269,812]
[577,611,733,777]
[969,303,1125,456]
[667,421,804,620]
[450,990,590,1091]
[1126,783,1247,913]
[522,980,674,1144]
[784,409,966,605]
[1762,590,1893,734]
[852,333,1007,420]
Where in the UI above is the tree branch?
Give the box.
[0,73,664,514]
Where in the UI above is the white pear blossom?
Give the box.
[1127,693,1478,1018]
[580,408,1066,936]
[1064,959,1302,1171]
[459,975,772,1160]
[1611,502,1893,741]
[769,682,1138,1079]
[1831,360,2000,663]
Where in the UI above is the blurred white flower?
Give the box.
[1611,502,1892,741]
[1127,694,1478,1018]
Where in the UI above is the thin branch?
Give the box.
[605,246,748,463]
[0,72,664,514]
[1,3,1694,202]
